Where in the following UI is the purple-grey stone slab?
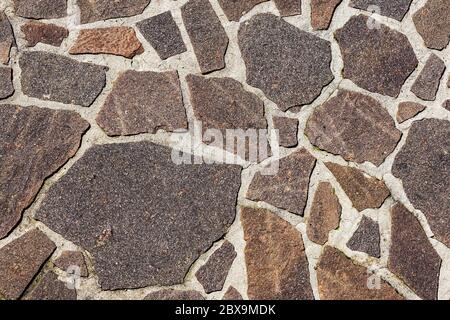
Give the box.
[76,0,150,24]
[23,271,77,300]
[349,0,413,21]
[145,289,204,300]
[411,54,446,101]
[347,216,381,258]
[413,0,450,50]
[0,12,15,65]
[0,67,13,99]
[13,0,67,19]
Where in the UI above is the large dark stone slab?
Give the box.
[13,0,67,19]
[0,12,15,65]
[77,0,150,24]
[413,0,450,50]
[349,0,413,21]
[347,216,381,258]
[0,67,14,99]
[411,54,446,101]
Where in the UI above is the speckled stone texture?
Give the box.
[0,12,15,65]
[347,216,381,258]
[349,0,413,21]
[411,54,446,101]
[217,0,268,22]
[311,0,342,30]
[13,0,67,19]
[273,116,299,148]
[23,271,77,300]
[223,287,243,300]
[396,102,426,123]
[273,0,302,17]
[54,251,88,277]
[413,0,450,50]
[76,0,150,24]
[145,289,204,300]
[0,67,13,99]
[21,22,68,47]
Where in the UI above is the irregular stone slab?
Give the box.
[273,0,302,17]
[317,246,403,300]
[21,22,68,47]
[196,241,237,293]
[217,0,268,22]
[239,13,333,111]
[347,216,381,258]
[444,100,450,111]
[448,75,450,88]
[20,51,107,107]
[145,289,204,300]
[241,207,314,300]
[392,119,450,247]
[325,163,390,212]
[0,105,89,239]
[411,54,446,101]
[311,0,342,30]
[396,102,426,123]
[349,0,413,21]
[389,203,441,300]
[0,229,56,300]
[306,182,341,245]
[247,149,316,215]
[77,0,151,24]
[136,12,187,60]
[97,70,187,136]
[36,142,242,290]
[306,90,402,166]
[273,116,298,148]
[13,0,67,19]
[223,286,243,300]
[335,15,418,97]
[54,251,88,277]
[0,12,15,65]
[182,0,229,74]
[413,0,450,50]
[0,67,14,99]
[70,27,143,59]
[23,271,76,300]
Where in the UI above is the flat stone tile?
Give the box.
[347,216,381,258]
[349,0,413,21]
[273,116,299,148]
[13,0,67,19]
[23,271,77,300]
[145,289,204,300]
[21,22,68,47]
[76,0,150,24]
[396,102,426,123]
[0,67,14,99]
[411,54,446,101]
[0,13,15,65]
[413,0,450,50]
[218,0,268,22]
[223,286,243,300]
[273,0,302,17]
[311,0,342,30]
[54,251,88,277]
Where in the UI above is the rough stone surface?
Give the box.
[273,0,302,17]
[223,286,243,300]
[0,12,15,65]
[181,0,229,74]
[137,12,187,60]
[389,203,441,300]
[247,149,316,215]
[411,54,446,101]
[36,142,242,290]
[20,51,107,107]
[335,15,418,97]
[392,119,450,247]
[396,102,426,123]
[306,182,341,245]
[24,271,77,300]
[217,0,268,22]
[0,229,56,300]
[0,105,89,239]
[413,0,450,50]
[347,216,381,258]
[196,241,237,294]
[21,22,68,47]
[273,116,298,148]
[444,100,450,111]
[0,67,14,99]
[238,13,333,111]
[325,162,390,212]
[13,0,67,19]
[70,27,143,59]
[241,207,314,300]
[317,246,403,300]
[145,289,204,300]
[77,0,150,24]
[54,251,88,277]
[306,90,402,166]
[97,70,187,136]
[311,0,342,30]
[349,0,413,21]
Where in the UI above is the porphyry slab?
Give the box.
[223,287,243,300]
[217,0,268,22]
[347,216,381,258]
[396,102,426,123]
[21,22,68,47]
[411,54,446,101]
[273,116,299,148]
[311,0,342,30]
[145,289,204,300]
[24,271,77,300]
[273,0,302,17]
[0,67,14,99]
[413,0,450,50]
[54,251,88,277]
[349,0,413,21]
[76,0,150,24]
[0,12,15,65]
[13,0,67,19]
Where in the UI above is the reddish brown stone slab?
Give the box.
[413,0,450,50]
[223,286,243,300]
[196,241,237,294]
[389,203,441,300]
[54,251,88,277]
[182,0,229,74]
[97,70,187,136]
[306,90,402,166]
[247,149,316,215]
[217,0,268,22]
[335,15,418,97]
[411,54,446,101]
[77,0,150,24]
[349,0,413,21]
[145,289,204,300]
[311,0,342,30]
[347,216,380,258]
[0,229,56,300]
[396,102,426,123]
[21,22,68,47]
[70,27,143,59]
[307,182,341,245]
[325,163,390,212]
[13,0,67,19]
[317,246,403,300]
[392,119,450,247]
[23,271,77,300]
[273,0,301,17]
[0,105,89,239]
[241,207,314,300]
[273,116,298,148]
[0,12,15,65]
[0,67,13,99]
[239,13,333,111]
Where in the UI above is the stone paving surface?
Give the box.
[0,0,449,300]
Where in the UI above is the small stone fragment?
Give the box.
[217,0,268,22]
[0,12,15,65]
[396,102,426,123]
[223,286,243,300]
[347,216,381,258]
[0,229,56,300]
[411,54,446,101]
[444,100,450,111]
[136,12,187,60]
[13,0,67,19]
[247,149,316,215]
[349,0,413,21]
[335,15,418,97]
[0,67,13,99]
[325,163,390,212]
[317,246,403,300]
[145,289,204,300]
[311,0,342,30]
[413,0,450,50]
[54,251,88,277]
[239,13,333,111]
[306,182,341,245]
[77,0,150,24]
[241,207,314,300]
[306,90,402,166]
[181,0,229,74]
[389,203,441,300]
[273,0,302,17]
[24,271,77,300]
[196,241,237,294]
[20,51,107,107]
[97,70,187,136]
[273,116,298,148]
[21,22,68,47]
